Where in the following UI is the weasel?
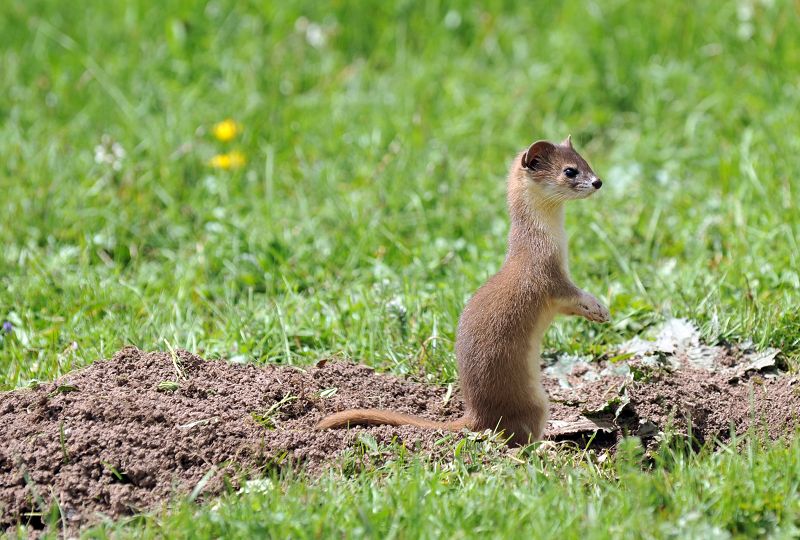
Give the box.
[316,136,610,445]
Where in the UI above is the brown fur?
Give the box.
[316,137,609,445]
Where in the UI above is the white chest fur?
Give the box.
[547,206,569,274]
[529,204,569,274]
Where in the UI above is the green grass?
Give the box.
[93,436,800,539]
[2,0,800,537]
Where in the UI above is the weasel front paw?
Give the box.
[577,295,610,323]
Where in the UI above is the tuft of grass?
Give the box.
[100,461,127,483]
[47,384,79,397]
[250,393,298,430]
[156,380,180,392]
[164,339,188,382]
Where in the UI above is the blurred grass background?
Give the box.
[2,0,800,537]
[3,0,799,388]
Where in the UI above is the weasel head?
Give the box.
[516,136,602,205]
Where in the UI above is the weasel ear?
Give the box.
[561,135,574,149]
[521,140,556,170]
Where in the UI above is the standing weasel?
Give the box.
[316,136,610,445]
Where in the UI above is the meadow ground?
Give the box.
[1,0,800,537]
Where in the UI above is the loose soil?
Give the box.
[1,342,799,533]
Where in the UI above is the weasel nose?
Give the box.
[592,179,603,189]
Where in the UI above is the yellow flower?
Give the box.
[208,151,246,170]
[212,119,241,142]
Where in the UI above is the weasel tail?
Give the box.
[316,410,469,431]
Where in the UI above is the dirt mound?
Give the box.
[0,347,463,532]
[1,339,799,533]
[544,365,800,446]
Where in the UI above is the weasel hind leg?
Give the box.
[493,402,549,446]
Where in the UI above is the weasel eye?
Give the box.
[563,167,579,178]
